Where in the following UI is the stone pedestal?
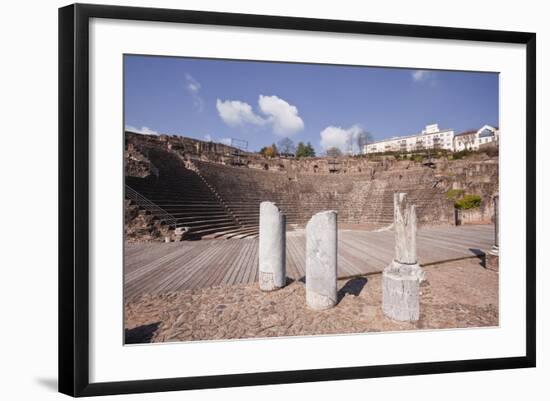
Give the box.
[258,202,286,291]
[382,261,425,321]
[382,193,424,322]
[306,211,338,310]
[486,247,499,272]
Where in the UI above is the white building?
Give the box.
[363,124,455,154]
[453,125,499,152]
[363,123,499,154]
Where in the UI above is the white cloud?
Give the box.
[203,134,212,142]
[216,95,304,136]
[258,95,304,136]
[319,125,364,154]
[412,70,428,81]
[185,73,200,93]
[411,70,436,85]
[216,99,266,127]
[125,125,159,136]
[185,73,203,111]
[219,137,232,146]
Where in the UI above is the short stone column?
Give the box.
[306,211,338,310]
[486,194,499,271]
[258,201,286,291]
[382,193,425,321]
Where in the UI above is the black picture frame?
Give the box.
[59,3,536,397]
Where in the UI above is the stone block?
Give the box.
[486,251,499,272]
[382,260,425,321]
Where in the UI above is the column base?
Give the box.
[306,290,336,310]
[382,260,425,322]
[259,271,284,291]
[485,250,499,272]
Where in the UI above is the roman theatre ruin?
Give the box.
[124,131,498,302]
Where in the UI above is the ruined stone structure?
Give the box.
[124,133,498,241]
[125,142,157,178]
[305,211,338,310]
[382,193,425,322]
[258,202,286,291]
[124,199,172,242]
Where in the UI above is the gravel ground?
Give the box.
[125,257,498,344]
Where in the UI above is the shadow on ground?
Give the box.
[337,277,368,302]
[125,322,160,344]
[469,248,486,268]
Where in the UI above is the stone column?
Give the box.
[486,194,499,271]
[258,201,286,291]
[306,211,338,310]
[382,193,425,321]
[492,195,499,254]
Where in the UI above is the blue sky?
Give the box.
[124,55,498,154]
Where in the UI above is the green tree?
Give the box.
[295,142,306,158]
[305,142,316,157]
[295,141,316,158]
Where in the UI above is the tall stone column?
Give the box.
[486,194,499,271]
[258,201,286,291]
[382,193,425,321]
[306,211,338,310]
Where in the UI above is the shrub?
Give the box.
[484,146,499,158]
[455,194,482,210]
[451,150,472,160]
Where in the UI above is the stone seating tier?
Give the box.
[125,148,257,239]
[192,160,455,229]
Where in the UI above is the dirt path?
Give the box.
[125,258,498,344]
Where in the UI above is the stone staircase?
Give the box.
[125,148,258,239]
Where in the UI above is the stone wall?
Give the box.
[246,155,381,174]
[457,200,494,225]
[126,131,251,166]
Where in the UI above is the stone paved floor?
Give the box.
[125,257,498,344]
